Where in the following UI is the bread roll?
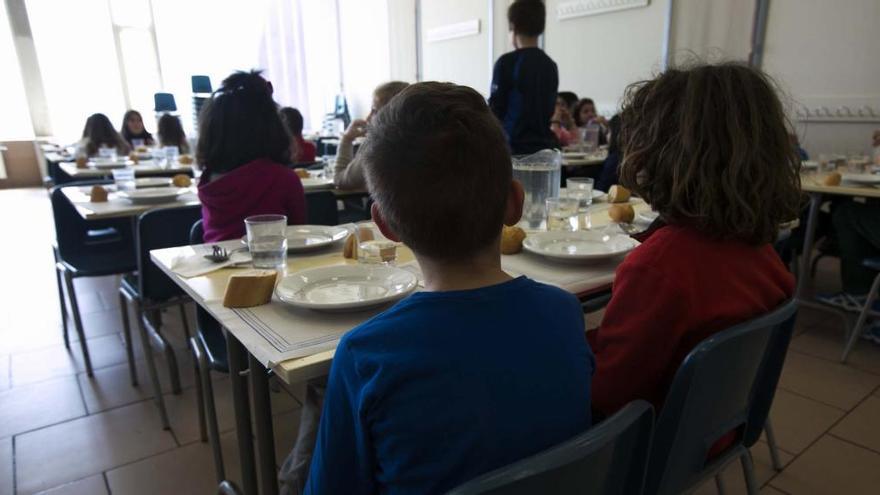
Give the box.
[295,168,310,179]
[90,185,108,203]
[172,174,192,187]
[607,185,631,203]
[128,152,140,164]
[500,225,526,254]
[178,154,194,165]
[75,156,88,169]
[822,172,842,186]
[222,270,277,308]
[608,204,635,223]
[343,233,358,259]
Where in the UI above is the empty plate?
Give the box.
[134,177,173,188]
[276,264,418,311]
[241,225,349,252]
[118,188,187,204]
[523,230,640,262]
[841,173,880,185]
[301,177,334,190]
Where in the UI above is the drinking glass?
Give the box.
[245,215,288,269]
[98,146,117,161]
[322,155,336,181]
[512,149,562,229]
[164,146,180,166]
[111,168,135,190]
[566,177,594,208]
[582,123,600,152]
[355,226,397,264]
[546,197,579,231]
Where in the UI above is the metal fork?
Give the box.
[203,245,230,263]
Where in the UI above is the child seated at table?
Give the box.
[76,113,131,157]
[157,114,190,154]
[279,107,317,164]
[119,110,154,147]
[589,63,800,431]
[333,81,408,190]
[196,70,305,242]
[303,82,595,494]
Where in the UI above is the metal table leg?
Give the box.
[796,192,823,300]
[249,354,279,495]
[227,334,258,495]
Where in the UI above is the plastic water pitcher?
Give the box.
[512,149,561,229]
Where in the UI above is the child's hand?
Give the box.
[344,119,368,141]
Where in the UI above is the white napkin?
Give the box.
[170,248,252,278]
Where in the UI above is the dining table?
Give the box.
[797,171,880,304]
[149,197,650,495]
[57,160,196,180]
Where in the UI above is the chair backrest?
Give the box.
[644,301,798,495]
[190,219,205,245]
[306,191,339,226]
[50,181,133,258]
[191,75,213,94]
[154,92,177,112]
[136,205,202,301]
[446,400,654,495]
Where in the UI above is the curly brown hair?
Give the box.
[619,62,802,245]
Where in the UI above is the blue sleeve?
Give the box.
[489,57,508,121]
[305,340,375,495]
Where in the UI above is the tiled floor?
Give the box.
[2,187,879,494]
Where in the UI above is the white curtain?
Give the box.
[258,0,312,126]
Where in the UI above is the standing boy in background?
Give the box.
[489,0,559,155]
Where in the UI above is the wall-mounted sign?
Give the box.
[557,0,650,21]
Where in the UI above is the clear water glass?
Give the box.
[322,155,336,180]
[512,149,561,229]
[582,123,600,152]
[98,146,117,161]
[245,215,288,269]
[111,168,135,191]
[164,146,180,165]
[355,225,397,264]
[546,197,579,231]
[566,177,594,208]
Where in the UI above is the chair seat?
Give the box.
[58,248,137,277]
[197,310,228,373]
[863,258,880,271]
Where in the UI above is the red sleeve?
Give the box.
[589,261,688,416]
[286,172,308,225]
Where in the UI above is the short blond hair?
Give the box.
[373,81,410,108]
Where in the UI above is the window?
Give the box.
[25,0,127,143]
[0,1,34,140]
[110,0,162,125]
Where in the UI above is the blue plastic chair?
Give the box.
[118,205,202,429]
[51,181,137,377]
[643,300,798,495]
[154,92,177,112]
[841,258,880,362]
[446,400,654,495]
[189,219,230,482]
[191,75,213,94]
[306,191,339,226]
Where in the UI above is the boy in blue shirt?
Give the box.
[305,82,595,494]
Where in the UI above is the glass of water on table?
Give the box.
[245,214,287,269]
[566,177,594,208]
[546,197,579,231]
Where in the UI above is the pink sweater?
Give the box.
[198,158,306,242]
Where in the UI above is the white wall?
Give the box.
[338,0,393,120]
[388,0,418,82]
[543,0,669,116]
[762,0,880,157]
[419,0,492,96]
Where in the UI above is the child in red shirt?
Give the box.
[588,63,802,430]
[279,107,317,163]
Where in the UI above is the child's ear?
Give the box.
[503,179,525,226]
[371,202,401,242]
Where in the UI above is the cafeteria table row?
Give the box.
[149,198,650,495]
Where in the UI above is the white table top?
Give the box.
[61,185,201,220]
[58,161,195,178]
[151,199,649,385]
[801,172,880,199]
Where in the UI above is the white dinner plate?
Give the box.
[300,177,333,189]
[523,230,640,262]
[562,152,587,159]
[134,177,173,188]
[240,225,349,252]
[637,210,660,224]
[841,173,880,186]
[592,190,607,202]
[276,264,418,312]
[88,160,129,169]
[801,160,819,170]
[118,188,187,204]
